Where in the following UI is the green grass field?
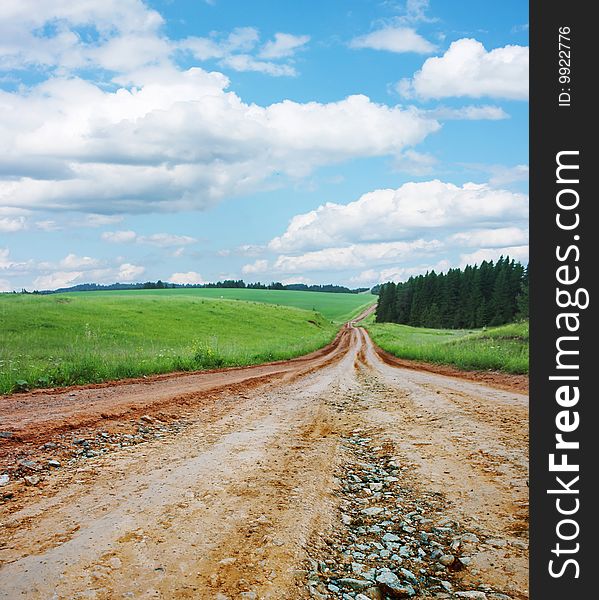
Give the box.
[83,288,375,323]
[363,317,528,374]
[0,289,373,394]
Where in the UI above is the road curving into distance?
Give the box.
[0,304,528,599]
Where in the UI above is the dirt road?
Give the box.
[0,320,528,599]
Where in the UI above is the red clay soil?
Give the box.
[0,325,354,471]
[0,302,526,476]
[372,344,528,395]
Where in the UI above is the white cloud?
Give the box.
[101,230,196,246]
[460,245,529,267]
[281,276,313,285]
[59,253,101,269]
[219,54,296,76]
[449,227,528,248]
[372,260,453,284]
[254,179,528,283]
[33,270,84,290]
[426,105,509,120]
[242,259,269,275]
[259,33,310,59]
[221,244,265,258]
[102,230,138,243]
[181,28,303,76]
[349,269,380,286]
[0,72,440,214]
[268,180,528,253]
[76,214,125,228]
[351,27,436,54]
[91,34,171,72]
[0,216,26,232]
[252,239,441,275]
[117,262,145,281]
[352,258,470,286]
[169,271,205,284]
[2,246,146,289]
[0,0,165,72]
[35,220,61,231]
[0,248,31,273]
[398,0,437,25]
[397,38,529,100]
[138,233,197,247]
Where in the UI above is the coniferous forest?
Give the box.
[375,257,529,329]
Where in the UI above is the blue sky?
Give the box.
[0,0,528,291]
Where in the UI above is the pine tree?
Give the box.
[516,265,529,320]
[375,283,390,322]
[374,259,527,329]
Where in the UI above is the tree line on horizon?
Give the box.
[375,257,529,329]
[21,280,368,295]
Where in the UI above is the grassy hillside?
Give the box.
[364,317,528,374]
[79,288,375,323]
[0,292,346,394]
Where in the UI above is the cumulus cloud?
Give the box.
[250,180,529,282]
[0,278,13,292]
[246,240,441,275]
[268,180,528,253]
[169,271,205,284]
[0,72,440,214]
[397,38,529,100]
[273,240,441,273]
[0,0,166,72]
[259,33,310,59]
[351,27,436,54]
[0,6,442,217]
[1,246,146,290]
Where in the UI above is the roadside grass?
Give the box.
[363,317,528,374]
[85,288,376,323]
[0,293,346,394]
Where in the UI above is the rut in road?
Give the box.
[0,324,528,599]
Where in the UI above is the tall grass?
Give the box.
[0,293,342,394]
[364,318,528,374]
